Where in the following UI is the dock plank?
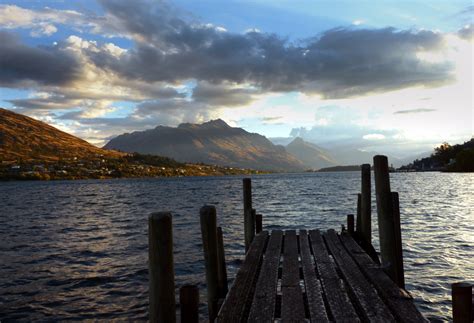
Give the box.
[281,230,305,321]
[248,230,283,321]
[309,230,359,322]
[340,233,427,323]
[324,229,395,322]
[299,230,329,322]
[217,231,268,322]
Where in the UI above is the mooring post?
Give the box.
[179,285,199,323]
[243,178,254,252]
[373,155,404,287]
[452,282,473,323]
[356,193,362,233]
[391,192,405,289]
[251,208,256,235]
[255,213,263,234]
[148,212,176,323]
[347,214,355,234]
[361,163,372,245]
[216,226,228,298]
[200,205,219,322]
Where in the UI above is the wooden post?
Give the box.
[243,178,254,252]
[255,213,263,234]
[452,282,473,323]
[391,192,405,289]
[216,226,228,298]
[373,155,404,287]
[356,193,362,233]
[347,214,355,234]
[200,205,219,321]
[148,212,176,323]
[180,285,199,323]
[360,163,371,245]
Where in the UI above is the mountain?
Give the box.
[0,108,122,161]
[285,137,338,170]
[105,119,305,171]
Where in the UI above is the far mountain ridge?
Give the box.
[285,137,338,170]
[105,119,305,172]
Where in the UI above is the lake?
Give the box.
[0,172,472,321]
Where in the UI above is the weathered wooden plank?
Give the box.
[324,229,395,322]
[248,230,283,321]
[281,230,305,321]
[299,230,329,322]
[341,233,427,323]
[217,231,268,322]
[309,230,359,322]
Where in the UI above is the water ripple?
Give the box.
[0,172,472,321]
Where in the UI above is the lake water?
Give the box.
[0,172,472,321]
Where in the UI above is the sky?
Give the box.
[0,0,472,157]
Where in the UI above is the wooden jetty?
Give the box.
[148,155,474,323]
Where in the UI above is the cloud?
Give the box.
[363,133,386,140]
[80,1,456,99]
[0,0,469,147]
[0,31,80,87]
[458,24,473,40]
[394,108,437,114]
[191,81,259,106]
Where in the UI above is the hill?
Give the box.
[0,108,122,162]
[105,119,305,172]
[399,139,474,172]
[285,137,337,170]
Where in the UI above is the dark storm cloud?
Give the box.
[0,31,80,87]
[394,108,437,114]
[87,0,455,98]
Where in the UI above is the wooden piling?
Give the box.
[373,155,404,287]
[452,282,473,323]
[179,285,199,323]
[391,192,405,289]
[256,213,263,234]
[347,214,355,234]
[200,205,219,321]
[216,226,228,298]
[148,212,176,323]
[356,193,362,233]
[243,178,254,252]
[360,163,371,245]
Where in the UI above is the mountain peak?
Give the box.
[178,118,231,130]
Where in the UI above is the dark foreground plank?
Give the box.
[341,233,427,323]
[299,230,329,322]
[281,230,306,321]
[217,231,268,322]
[309,230,359,322]
[324,229,395,322]
[248,230,283,321]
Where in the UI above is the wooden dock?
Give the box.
[147,155,474,323]
[217,229,423,322]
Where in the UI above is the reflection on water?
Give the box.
[0,172,472,321]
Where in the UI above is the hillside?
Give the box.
[0,108,122,161]
[105,119,305,172]
[285,137,337,170]
[399,139,474,172]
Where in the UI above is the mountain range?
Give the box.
[105,119,307,171]
[1,108,430,172]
